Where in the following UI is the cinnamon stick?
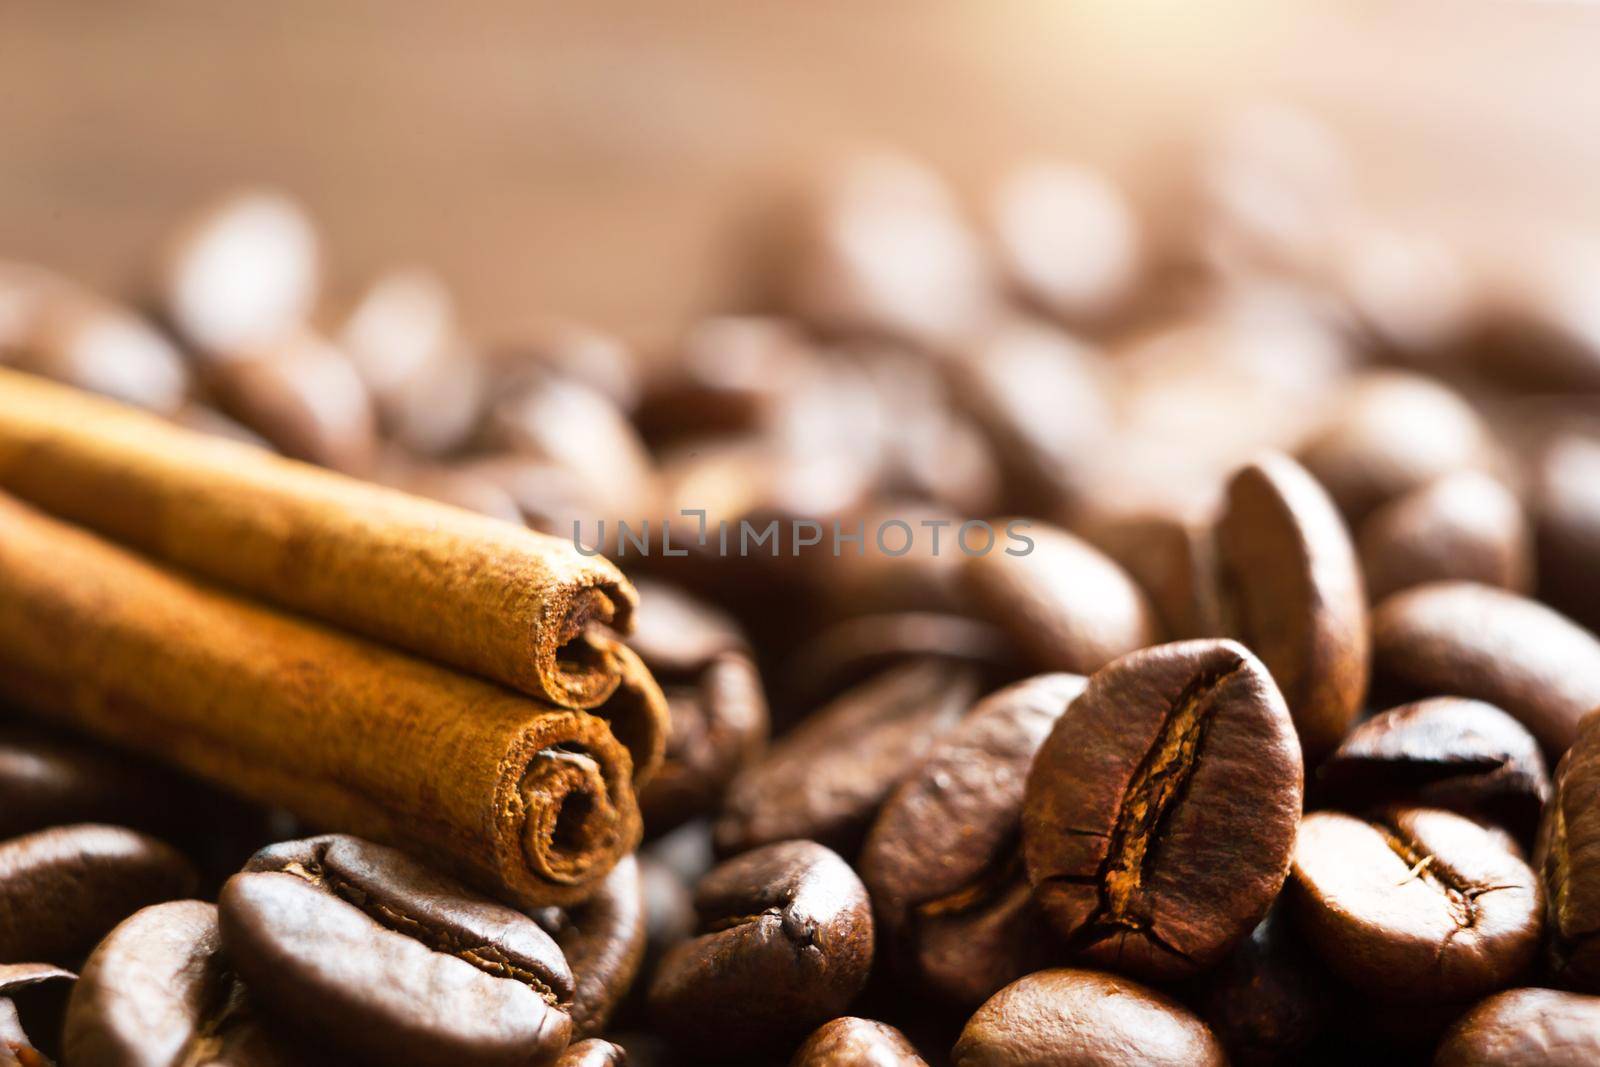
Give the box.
[0,491,640,909]
[0,367,640,714]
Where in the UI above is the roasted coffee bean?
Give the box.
[1534,433,1600,633]
[1289,807,1542,1002]
[533,855,646,1038]
[220,834,574,1067]
[634,317,816,445]
[1076,506,1220,641]
[1536,714,1600,991]
[803,500,971,620]
[1298,371,1491,525]
[861,672,1087,1004]
[791,1017,927,1067]
[1190,905,1327,1067]
[1358,471,1531,602]
[961,524,1158,676]
[63,899,326,1067]
[1,963,73,1067]
[1213,452,1368,762]
[647,840,873,1055]
[556,1039,629,1067]
[11,286,190,416]
[0,824,196,966]
[1023,640,1301,981]
[715,659,978,859]
[1371,581,1600,759]
[1317,698,1549,842]
[489,318,641,415]
[638,854,696,977]
[1434,987,1600,1067]
[1467,247,1600,392]
[952,967,1227,1067]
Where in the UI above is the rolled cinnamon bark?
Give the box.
[0,491,640,909]
[0,367,637,712]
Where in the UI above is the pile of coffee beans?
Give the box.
[9,103,1600,1064]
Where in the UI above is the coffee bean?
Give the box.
[861,672,1087,1004]
[1,963,73,1067]
[1358,471,1532,603]
[791,1017,926,1067]
[556,1038,629,1067]
[1288,807,1542,1002]
[961,523,1158,676]
[1534,433,1600,633]
[715,659,978,859]
[802,500,971,620]
[219,834,574,1067]
[1023,640,1302,981]
[1190,906,1327,1067]
[634,317,816,445]
[1316,698,1549,842]
[951,967,1227,1067]
[647,840,873,1055]
[1536,714,1600,991]
[1434,987,1600,1067]
[11,287,190,416]
[1371,581,1600,759]
[1077,506,1220,641]
[63,899,326,1067]
[488,318,641,416]
[638,854,696,978]
[0,825,196,966]
[1213,452,1368,762]
[533,854,646,1038]
[1466,247,1600,392]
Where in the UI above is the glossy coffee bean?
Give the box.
[1434,987,1600,1067]
[1190,906,1326,1067]
[1536,714,1600,991]
[1317,698,1549,842]
[1371,581,1600,759]
[533,855,646,1038]
[635,316,816,444]
[1023,640,1302,981]
[861,672,1087,1004]
[220,835,574,1067]
[647,840,873,1055]
[1,963,73,1067]
[1358,471,1531,602]
[556,1039,629,1067]
[1535,433,1600,634]
[952,967,1226,1067]
[1077,506,1219,641]
[1289,807,1542,1001]
[961,524,1158,676]
[1213,452,1368,762]
[64,900,325,1067]
[715,659,978,859]
[0,824,196,965]
[791,1017,927,1067]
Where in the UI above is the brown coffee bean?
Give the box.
[1358,471,1531,603]
[647,840,873,1056]
[952,967,1227,1067]
[791,1017,927,1067]
[861,673,1087,1004]
[1317,698,1549,842]
[63,899,326,1067]
[1076,506,1220,641]
[1435,987,1600,1067]
[1214,452,1368,762]
[0,824,196,966]
[1,963,73,1067]
[1190,906,1327,1067]
[1467,246,1600,392]
[1534,433,1600,633]
[556,1039,629,1067]
[533,855,646,1038]
[1288,807,1542,1002]
[635,317,817,445]
[221,835,574,1067]
[1371,581,1600,759]
[803,500,971,620]
[638,854,696,981]
[961,523,1158,676]
[11,287,190,416]
[1536,714,1600,991]
[1022,640,1302,981]
[1298,371,1490,525]
[715,659,978,859]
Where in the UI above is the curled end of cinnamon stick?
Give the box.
[591,640,669,787]
[535,579,638,710]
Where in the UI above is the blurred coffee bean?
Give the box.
[1288,807,1542,1002]
[205,329,378,474]
[159,189,320,357]
[638,854,696,976]
[1298,371,1491,526]
[167,401,274,448]
[0,963,73,1067]
[790,1017,926,1067]
[532,855,646,1038]
[491,318,641,414]
[789,152,996,350]
[802,500,969,620]
[961,523,1158,676]
[1536,715,1600,991]
[0,825,196,966]
[1333,224,1472,361]
[10,287,190,415]
[1358,470,1532,602]
[1075,506,1220,641]
[635,317,815,444]
[556,1040,629,1067]
[715,659,978,859]
[953,967,1227,1067]
[990,163,1140,327]
[1534,433,1600,633]
[450,453,616,537]
[861,673,1086,1005]
[380,455,526,524]
[1023,640,1302,981]
[337,267,455,401]
[1371,581,1600,759]
[647,840,873,1056]
[1434,987,1600,1067]
[1467,240,1600,392]
[1317,698,1549,842]
[1191,906,1327,1067]
[1214,452,1368,761]
[221,835,574,1067]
